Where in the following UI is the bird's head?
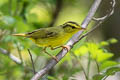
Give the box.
[62,21,85,33]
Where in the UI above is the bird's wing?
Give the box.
[40,29,59,38]
[26,28,59,39]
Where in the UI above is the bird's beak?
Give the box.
[78,27,86,30]
[12,33,26,37]
[81,27,86,30]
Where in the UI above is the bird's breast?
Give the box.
[31,32,73,48]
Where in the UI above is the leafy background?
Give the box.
[0,0,120,80]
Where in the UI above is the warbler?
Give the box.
[13,21,85,61]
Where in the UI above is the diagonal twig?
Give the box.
[70,51,88,80]
[16,43,24,64]
[0,48,36,73]
[31,0,103,80]
[92,0,116,21]
[49,0,63,27]
[28,49,36,74]
[0,48,22,64]
[78,0,116,41]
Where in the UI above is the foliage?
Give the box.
[0,0,119,80]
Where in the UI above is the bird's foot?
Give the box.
[62,45,71,52]
[43,47,58,62]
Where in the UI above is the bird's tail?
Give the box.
[12,33,26,37]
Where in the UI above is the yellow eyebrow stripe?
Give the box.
[67,23,78,28]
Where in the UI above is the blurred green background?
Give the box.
[0,0,120,80]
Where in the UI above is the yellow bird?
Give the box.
[13,21,85,61]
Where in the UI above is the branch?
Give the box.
[92,0,116,21]
[28,49,36,74]
[0,48,22,64]
[31,0,102,80]
[81,0,102,28]
[16,43,24,64]
[70,51,88,80]
[0,47,36,73]
[20,1,29,21]
[95,59,100,73]
[49,0,63,27]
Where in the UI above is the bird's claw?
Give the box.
[62,45,70,52]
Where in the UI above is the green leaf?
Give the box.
[25,4,52,26]
[47,76,57,80]
[87,43,99,59]
[3,35,13,42]
[0,0,8,6]
[100,41,109,46]
[14,17,30,32]
[100,61,118,70]
[76,42,114,62]
[97,53,113,62]
[3,16,15,25]
[0,16,15,29]
[108,38,118,44]
[105,66,120,76]
[93,65,120,80]
[92,73,105,80]
[74,45,88,56]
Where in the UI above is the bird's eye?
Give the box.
[70,25,76,29]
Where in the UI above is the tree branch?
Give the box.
[0,48,22,64]
[28,49,36,74]
[81,0,102,28]
[16,43,24,64]
[0,47,37,73]
[49,0,63,27]
[31,0,103,80]
[92,0,116,21]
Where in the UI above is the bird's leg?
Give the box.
[51,45,70,52]
[43,47,58,62]
[61,45,71,52]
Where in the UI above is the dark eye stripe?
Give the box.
[69,25,76,29]
[66,21,80,26]
[62,24,76,29]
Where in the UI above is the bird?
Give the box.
[12,21,85,62]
